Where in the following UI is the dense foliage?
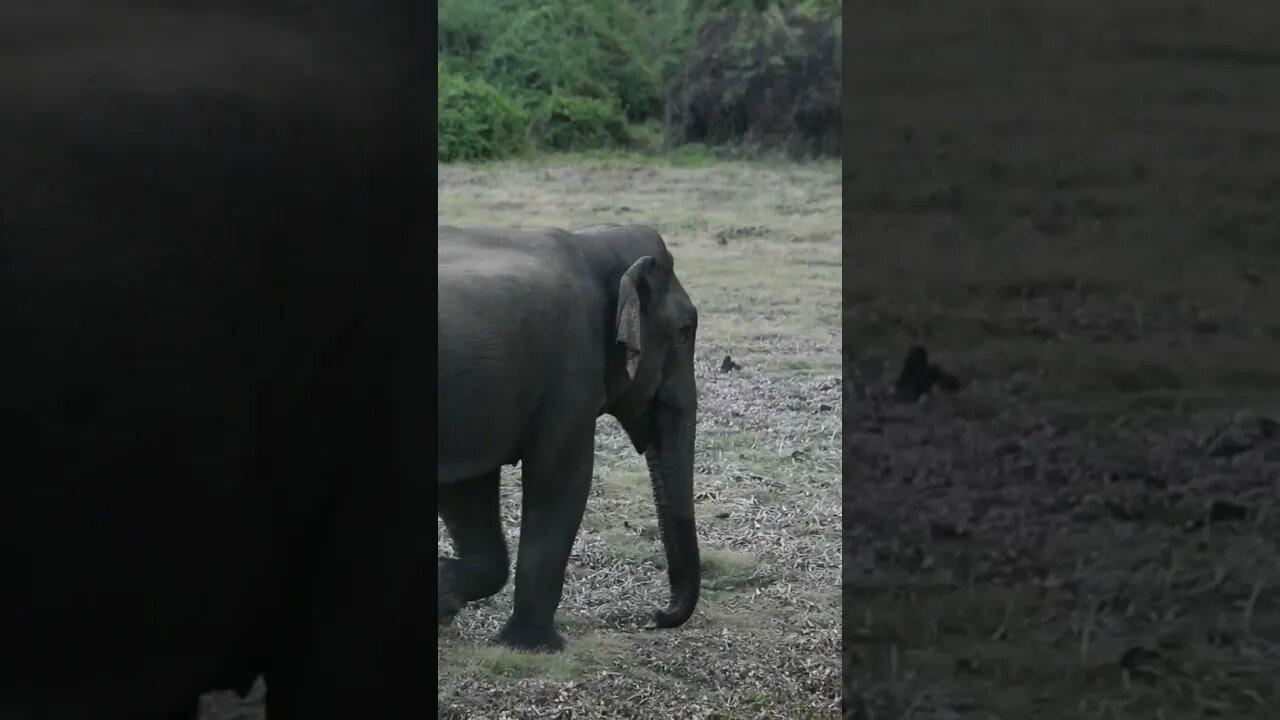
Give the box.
[437,0,840,162]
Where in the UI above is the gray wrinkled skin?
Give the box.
[438,224,702,652]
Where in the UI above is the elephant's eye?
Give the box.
[676,324,694,345]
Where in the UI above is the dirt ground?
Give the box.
[432,157,842,718]
[845,2,1280,718]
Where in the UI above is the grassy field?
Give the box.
[435,156,842,718]
[193,156,840,719]
[845,1,1280,718]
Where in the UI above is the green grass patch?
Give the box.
[700,548,763,592]
[601,529,664,564]
[456,645,582,680]
[601,470,651,498]
[702,431,797,470]
[452,633,623,682]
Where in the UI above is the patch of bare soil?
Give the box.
[844,362,1280,718]
[844,1,1280,717]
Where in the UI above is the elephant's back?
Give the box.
[438,225,576,268]
[438,243,580,376]
[437,225,606,478]
[438,226,586,314]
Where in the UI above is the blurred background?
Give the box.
[845,2,1280,718]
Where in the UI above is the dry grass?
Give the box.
[845,1,1280,718]
[434,156,842,718]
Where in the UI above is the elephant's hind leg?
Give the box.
[438,469,509,624]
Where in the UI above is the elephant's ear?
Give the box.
[616,255,656,379]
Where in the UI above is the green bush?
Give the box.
[436,0,839,161]
[437,66,528,163]
[440,0,665,120]
[687,0,839,21]
[664,8,841,158]
[532,91,631,151]
[438,0,684,156]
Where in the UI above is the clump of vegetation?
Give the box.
[531,91,631,152]
[664,7,842,158]
[437,64,528,163]
[437,0,840,161]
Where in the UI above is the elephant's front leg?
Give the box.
[438,470,509,625]
[497,421,596,652]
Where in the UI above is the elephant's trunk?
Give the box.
[644,383,700,629]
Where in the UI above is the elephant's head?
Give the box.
[587,225,700,631]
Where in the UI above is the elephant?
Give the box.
[438,224,702,652]
[0,2,427,718]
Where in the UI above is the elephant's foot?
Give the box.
[438,559,464,626]
[495,620,565,653]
